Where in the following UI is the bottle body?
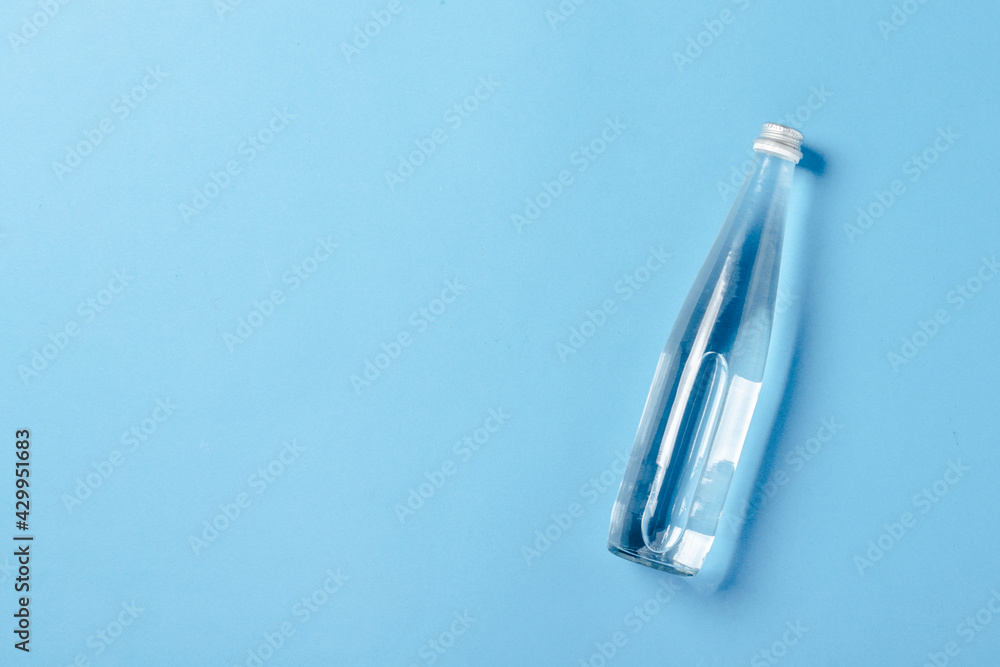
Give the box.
[607,127,800,575]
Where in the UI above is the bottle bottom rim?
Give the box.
[606,543,698,576]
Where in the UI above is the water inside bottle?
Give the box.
[639,370,760,572]
[607,128,800,576]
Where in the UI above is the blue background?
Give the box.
[2,0,999,665]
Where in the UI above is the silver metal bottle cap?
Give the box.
[752,123,804,163]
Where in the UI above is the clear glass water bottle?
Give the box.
[607,123,803,575]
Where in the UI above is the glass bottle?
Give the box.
[607,123,803,575]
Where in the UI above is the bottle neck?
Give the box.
[730,152,796,226]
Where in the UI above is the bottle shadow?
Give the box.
[798,146,827,177]
[708,143,830,597]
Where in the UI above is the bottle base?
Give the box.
[606,543,698,576]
